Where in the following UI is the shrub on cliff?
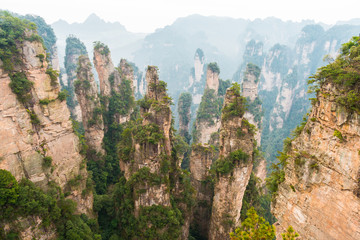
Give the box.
[308,36,360,113]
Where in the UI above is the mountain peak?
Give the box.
[84,13,103,23]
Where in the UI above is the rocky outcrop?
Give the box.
[178,92,192,140]
[93,43,114,97]
[208,85,255,240]
[241,63,266,183]
[187,49,206,105]
[0,30,92,214]
[93,42,135,124]
[189,62,224,239]
[118,66,194,239]
[205,66,219,95]
[63,36,87,122]
[75,55,104,154]
[119,66,173,215]
[272,82,360,240]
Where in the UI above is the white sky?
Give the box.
[1,0,360,33]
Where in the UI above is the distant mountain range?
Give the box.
[52,13,360,102]
[52,13,146,68]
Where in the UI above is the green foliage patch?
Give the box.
[222,83,246,120]
[308,36,360,113]
[207,62,220,74]
[93,41,110,56]
[213,149,249,175]
[0,170,100,239]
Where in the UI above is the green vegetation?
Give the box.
[333,129,344,141]
[242,119,257,135]
[27,109,40,126]
[222,83,246,120]
[246,96,263,126]
[8,72,33,104]
[218,79,231,96]
[46,67,59,87]
[58,89,69,102]
[229,207,275,240]
[196,89,222,125]
[207,62,220,74]
[213,149,249,175]
[0,169,19,207]
[308,36,360,113]
[0,11,36,72]
[93,41,110,56]
[22,15,57,60]
[195,48,204,62]
[178,92,192,129]
[42,156,53,168]
[63,35,87,116]
[0,170,100,240]
[240,173,276,224]
[266,151,288,195]
[39,98,52,105]
[108,77,135,116]
[244,63,261,83]
[282,226,300,240]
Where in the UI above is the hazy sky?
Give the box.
[2,0,360,32]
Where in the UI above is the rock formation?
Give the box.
[187,48,206,105]
[0,19,93,238]
[93,42,135,124]
[208,84,255,240]
[178,92,192,141]
[189,62,223,239]
[272,37,360,239]
[241,63,266,182]
[63,36,87,122]
[93,42,114,97]
[75,55,104,154]
[117,66,194,239]
[192,63,222,144]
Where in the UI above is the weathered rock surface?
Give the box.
[206,68,219,95]
[93,45,114,97]
[208,86,255,240]
[63,37,87,122]
[189,64,222,239]
[241,63,266,183]
[0,37,92,215]
[272,83,360,240]
[75,55,104,154]
[121,66,172,208]
[93,44,135,124]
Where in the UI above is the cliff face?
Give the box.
[189,64,223,239]
[272,82,360,239]
[117,66,194,239]
[93,44,114,97]
[241,63,266,182]
[75,55,104,154]
[93,43,135,124]
[178,92,192,140]
[0,29,92,217]
[187,49,206,105]
[63,36,87,122]
[126,66,172,208]
[208,85,255,240]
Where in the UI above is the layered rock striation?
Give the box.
[117,66,194,239]
[75,55,105,154]
[189,62,224,239]
[0,19,93,225]
[93,42,135,124]
[208,84,255,240]
[63,36,87,122]
[272,37,360,240]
